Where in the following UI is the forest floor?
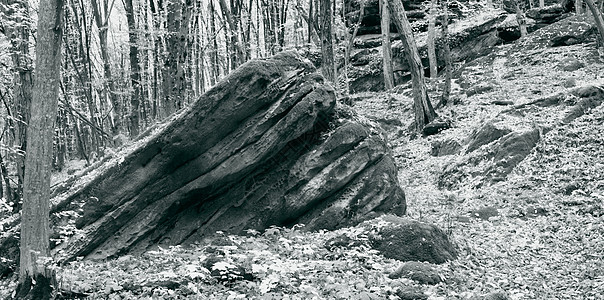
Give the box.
[2,12,604,300]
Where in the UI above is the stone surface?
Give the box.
[557,57,585,71]
[439,120,541,189]
[563,86,604,123]
[346,12,508,93]
[484,128,541,180]
[466,122,512,153]
[431,139,462,156]
[0,235,18,279]
[389,261,442,285]
[514,14,597,50]
[395,285,429,300]
[368,215,457,264]
[324,234,365,250]
[0,52,406,264]
[470,206,499,220]
[526,4,567,24]
[422,119,452,136]
[466,83,495,97]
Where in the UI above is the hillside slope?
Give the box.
[1,7,604,300]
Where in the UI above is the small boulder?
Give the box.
[389,261,442,285]
[523,206,548,218]
[557,57,584,72]
[431,139,462,156]
[395,286,428,300]
[491,100,514,106]
[563,77,577,88]
[479,291,510,300]
[423,118,452,136]
[466,122,512,153]
[201,255,253,282]
[368,216,457,264]
[470,206,499,220]
[324,234,365,250]
[466,83,495,97]
[485,128,541,179]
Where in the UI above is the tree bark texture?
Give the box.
[124,0,142,137]
[380,0,395,89]
[513,0,528,37]
[389,0,436,131]
[1,0,33,207]
[427,0,438,78]
[17,0,63,296]
[439,0,453,107]
[91,0,121,134]
[163,0,190,117]
[319,0,336,83]
[584,0,604,48]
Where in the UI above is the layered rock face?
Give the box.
[38,52,406,262]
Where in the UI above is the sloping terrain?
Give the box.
[1,7,604,300]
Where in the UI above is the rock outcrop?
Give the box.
[514,14,597,50]
[0,52,406,265]
[347,12,508,93]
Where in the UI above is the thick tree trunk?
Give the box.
[440,0,453,107]
[381,0,394,89]
[513,0,528,37]
[162,0,188,117]
[16,0,63,297]
[389,0,436,131]
[427,0,438,78]
[2,0,33,208]
[320,0,336,83]
[124,0,142,137]
[584,0,604,48]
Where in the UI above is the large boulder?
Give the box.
[513,14,597,50]
[347,12,508,93]
[0,52,407,263]
[344,0,431,34]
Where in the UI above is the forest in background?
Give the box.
[0,0,343,199]
[1,0,604,298]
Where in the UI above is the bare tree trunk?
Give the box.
[16,0,63,297]
[319,0,336,83]
[380,0,394,89]
[427,0,438,78]
[219,0,245,68]
[438,0,452,108]
[389,0,436,132]
[91,0,121,134]
[209,0,220,84]
[346,0,365,64]
[585,0,604,49]
[540,0,545,8]
[124,0,142,137]
[163,0,189,117]
[1,0,32,206]
[576,0,583,13]
[513,0,528,37]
